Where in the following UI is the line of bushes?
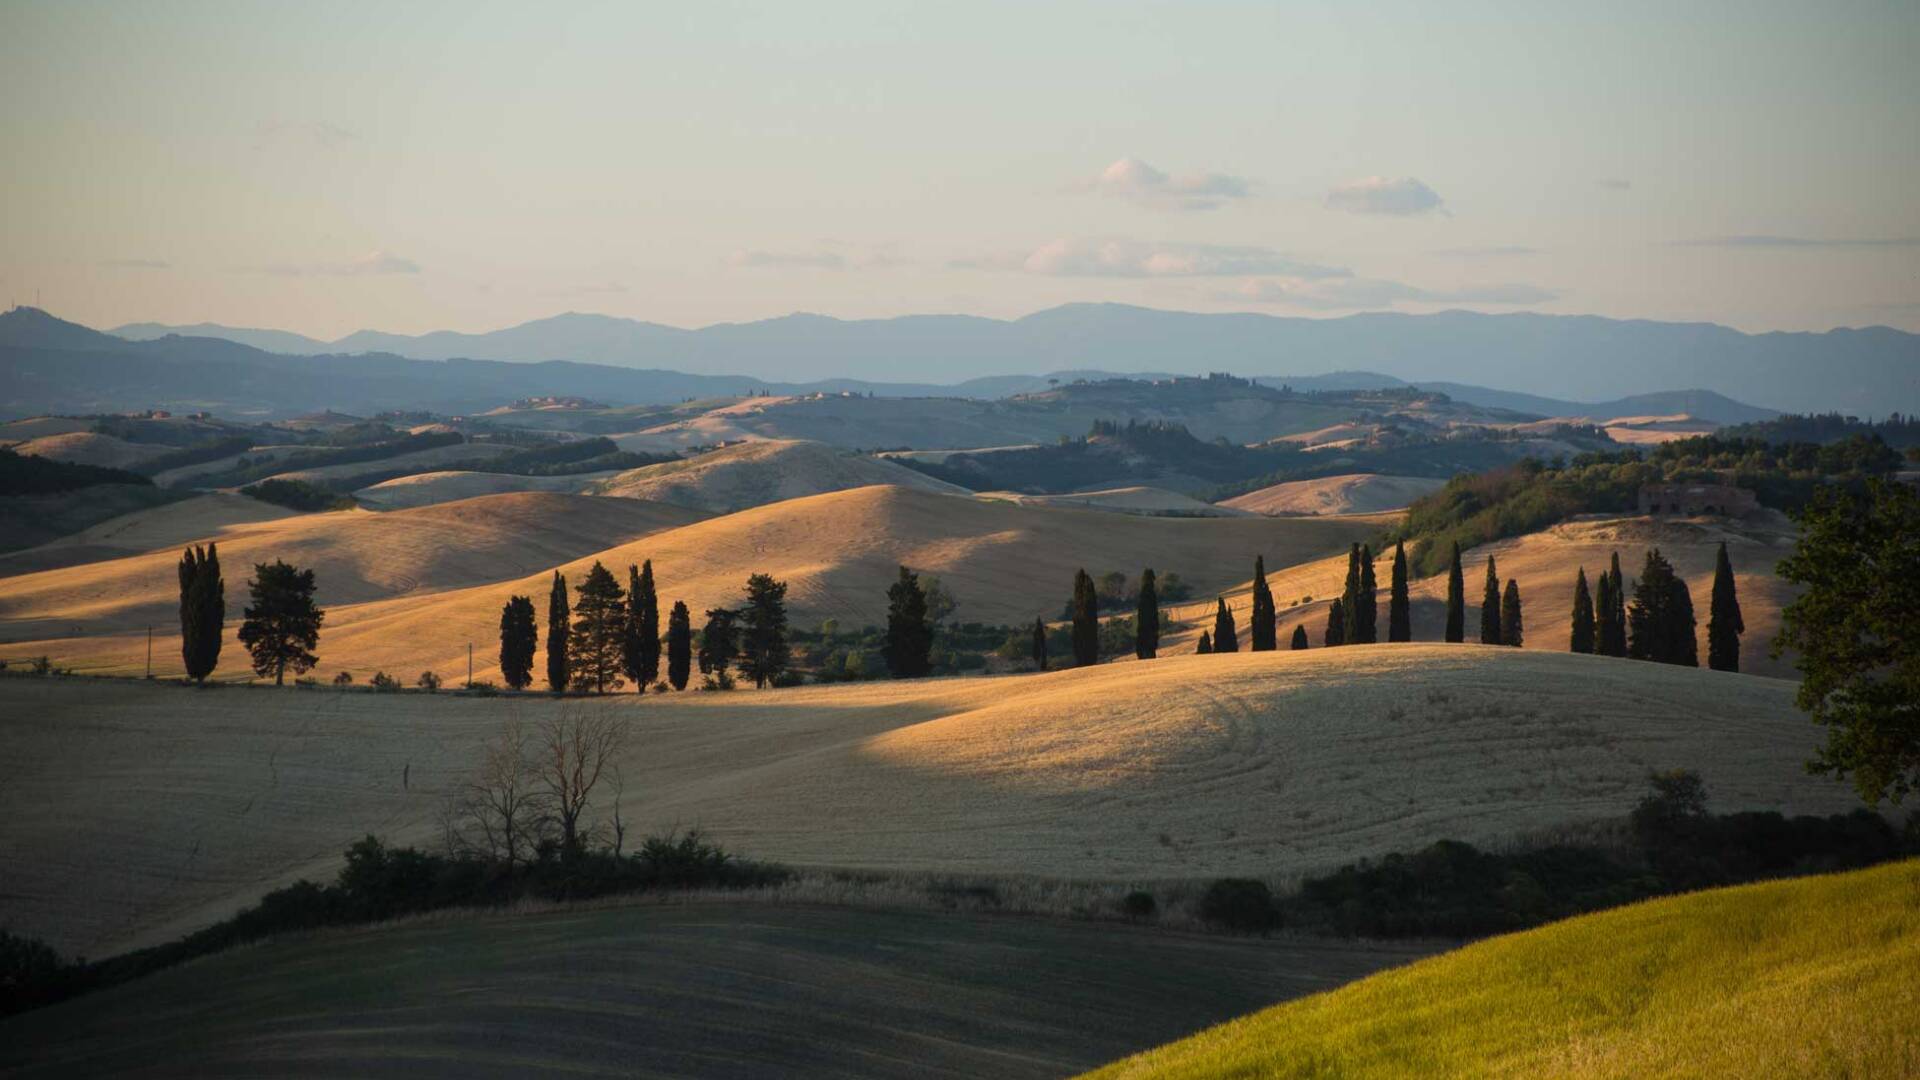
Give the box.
[238,478,356,512]
[0,446,153,496]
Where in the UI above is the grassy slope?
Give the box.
[591,438,969,513]
[1087,858,1920,1079]
[0,648,1861,958]
[0,906,1427,1080]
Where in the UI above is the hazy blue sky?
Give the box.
[3,0,1916,337]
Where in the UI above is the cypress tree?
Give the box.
[1248,556,1276,651]
[546,571,570,692]
[1071,569,1099,666]
[1211,598,1238,653]
[570,561,627,694]
[1290,624,1309,650]
[738,573,791,688]
[237,560,323,685]
[697,607,739,683]
[1501,578,1524,648]
[177,542,224,683]
[1570,568,1595,653]
[1135,568,1160,660]
[665,600,691,690]
[884,565,934,677]
[1444,541,1465,643]
[1354,544,1378,644]
[1598,551,1628,657]
[624,560,659,689]
[498,594,538,690]
[1196,631,1212,655]
[1388,540,1411,643]
[1031,616,1048,671]
[1340,544,1361,642]
[1324,599,1346,647]
[1672,577,1699,668]
[1628,548,1697,665]
[1707,541,1744,672]
[1480,555,1502,645]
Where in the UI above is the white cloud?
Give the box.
[251,250,421,277]
[958,238,1347,279]
[1227,276,1556,310]
[1082,157,1252,211]
[1324,176,1446,216]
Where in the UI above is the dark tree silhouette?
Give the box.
[1071,569,1099,666]
[1708,542,1744,672]
[546,571,570,693]
[1031,616,1048,671]
[177,542,224,683]
[697,607,739,683]
[738,573,791,688]
[1135,568,1160,660]
[884,565,934,677]
[1340,544,1361,643]
[237,560,323,685]
[1249,556,1276,651]
[1672,577,1699,667]
[1480,555,1502,645]
[1628,549,1696,666]
[1211,598,1238,653]
[1501,578,1524,648]
[1196,630,1213,654]
[624,561,659,690]
[1353,544,1378,644]
[1597,551,1629,657]
[1323,599,1346,647]
[1444,541,1465,643]
[1570,568,1595,654]
[1291,624,1309,650]
[1388,540,1411,643]
[498,595,538,690]
[665,600,692,690]
[570,561,627,693]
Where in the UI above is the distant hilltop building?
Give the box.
[1638,482,1757,518]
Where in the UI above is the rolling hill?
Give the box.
[0,647,1859,958]
[591,439,969,513]
[1086,857,1920,1078]
[352,468,624,509]
[1221,474,1445,516]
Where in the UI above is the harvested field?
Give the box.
[592,439,968,513]
[1221,474,1444,516]
[353,469,621,509]
[5,431,168,469]
[979,486,1252,517]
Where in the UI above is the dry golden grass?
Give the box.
[0,646,1857,958]
[6,431,169,468]
[0,416,93,440]
[978,486,1252,517]
[259,439,511,485]
[1221,474,1445,516]
[352,468,621,509]
[592,438,969,512]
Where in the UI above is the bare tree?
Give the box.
[536,704,625,858]
[444,711,548,869]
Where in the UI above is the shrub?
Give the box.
[293,676,317,688]
[238,478,355,513]
[416,671,442,693]
[769,669,806,688]
[1121,890,1158,920]
[651,681,669,694]
[369,671,401,693]
[1199,878,1279,933]
[465,680,498,697]
[29,656,52,677]
[332,671,353,687]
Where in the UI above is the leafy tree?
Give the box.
[1353,544,1378,644]
[1388,540,1411,643]
[1628,549,1696,665]
[665,601,692,690]
[1323,599,1346,647]
[1211,598,1238,653]
[738,573,791,688]
[177,542,224,683]
[1444,541,1465,643]
[1196,630,1212,654]
[1031,616,1048,671]
[921,575,959,626]
[1501,578,1524,648]
[1249,556,1276,651]
[569,561,627,693]
[1570,568,1595,653]
[623,561,659,690]
[1135,568,1159,659]
[546,572,570,693]
[697,607,739,682]
[237,560,323,685]
[1291,624,1309,650]
[498,595,538,690]
[1480,555,1502,645]
[1708,542,1744,672]
[884,566,934,677]
[1774,479,1920,804]
[1071,569,1099,666]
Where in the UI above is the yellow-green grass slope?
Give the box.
[1086,857,1920,1079]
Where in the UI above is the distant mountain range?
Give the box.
[107,303,1917,415]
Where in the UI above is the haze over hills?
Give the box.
[95,303,1917,415]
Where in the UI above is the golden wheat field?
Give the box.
[0,646,1855,959]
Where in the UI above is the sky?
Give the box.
[2,0,1917,339]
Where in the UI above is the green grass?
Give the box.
[1085,858,1920,1079]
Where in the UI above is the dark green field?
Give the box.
[0,903,1427,1078]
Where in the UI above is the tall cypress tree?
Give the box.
[1570,568,1596,653]
[1354,544,1378,644]
[498,594,538,690]
[665,600,691,690]
[177,542,224,683]
[1248,556,1276,651]
[884,565,934,677]
[1599,551,1629,657]
[1501,578,1524,648]
[1444,541,1465,643]
[1031,616,1048,671]
[1070,569,1099,666]
[1707,541,1744,672]
[625,560,659,689]
[1196,631,1213,654]
[546,571,570,693]
[1340,544,1361,642]
[1211,598,1238,653]
[1135,568,1160,660]
[1672,577,1699,668]
[1628,548,1697,665]
[570,561,627,694]
[1480,555,1502,645]
[1324,599,1346,647]
[1388,540,1411,643]
[1290,624,1309,650]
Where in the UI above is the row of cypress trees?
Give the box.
[176,544,325,685]
[1568,542,1743,670]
